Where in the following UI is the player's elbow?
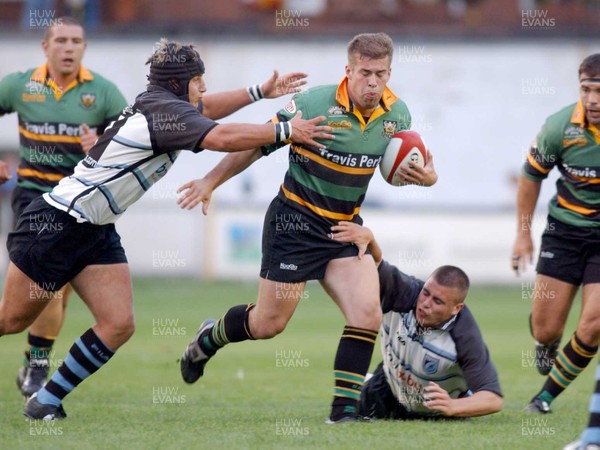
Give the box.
[484,393,503,415]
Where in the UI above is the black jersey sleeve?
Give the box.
[451,306,503,397]
[378,260,423,314]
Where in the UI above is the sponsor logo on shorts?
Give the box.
[540,251,554,259]
[280,262,298,271]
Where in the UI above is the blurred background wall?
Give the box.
[0,0,598,283]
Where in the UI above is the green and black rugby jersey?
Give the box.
[523,101,600,227]
[0,64,127,192]
[262,77,411,224]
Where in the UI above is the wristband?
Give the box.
[247,84,264,102]
[274,121,293,143]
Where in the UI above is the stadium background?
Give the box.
[0,1,599,448]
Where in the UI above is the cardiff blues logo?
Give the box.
[423,354,439,374]
[80,93,96,109]
[382,120,397,138]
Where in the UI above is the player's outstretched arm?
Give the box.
[201,111,333,152]
[202,70,307,120]
[330,221,383,265]
[423,382,502,417]
[396,149,438,186]
[0,160,12,184]
[177,148,262,214]
[511,174,542,276]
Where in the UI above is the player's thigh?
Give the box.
[530,274,578,336]
[250,277,305,336]
[578,283,600,346]
[0,262,55,334]
[70,263,134,335]
[320,255,380,328]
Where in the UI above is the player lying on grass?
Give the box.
[330,221,503,419]
[0,38,333,421]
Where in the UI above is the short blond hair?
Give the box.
[347,32,393,66]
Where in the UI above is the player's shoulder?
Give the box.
[450,305,481,338]
[544,102,578,129]
[85,69,122,91]
[0,68,37,85]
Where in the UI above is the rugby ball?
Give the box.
[379,131,427,186]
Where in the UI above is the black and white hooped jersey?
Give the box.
[43,85,218,225]
[377,260,502,415]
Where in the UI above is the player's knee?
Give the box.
[251,318,288,339]
[103,315,135,343]
[0,314,30,335]
[348,301,381,330]
[532,326,562,345]
[576,318,600,347]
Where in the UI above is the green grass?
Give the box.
[0,279,592,449]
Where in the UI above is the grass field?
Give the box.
[0,278,592,450]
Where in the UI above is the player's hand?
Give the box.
[397,149,438,186]
[261,70,307,99]
[423,382,455,416]
[330,221,373,260]
[288,111,334,150]
[511,233,534,276]
[80,124,98,154]
[0,160,12,185]
[177,178,214,214]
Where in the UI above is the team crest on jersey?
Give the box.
[80,93,96,109]
[423,354,439,374]
[382,120,398,138]
[564,125,585,137]
[284,99,297,114]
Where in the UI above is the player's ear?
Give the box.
[452,302,464,316]
[345,65,351,77]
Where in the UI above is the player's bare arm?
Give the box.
[423,382,503,417]
[397,149,438,186]
[0,160,12,184]
[512,174,542,275]
[329,221,382,264]
[202,70,307,120]
[201,111,333,152]
[177,148,263,213]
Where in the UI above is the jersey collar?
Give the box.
[335,76,398,113]
[571,100,600,141]
[31,63,94,101]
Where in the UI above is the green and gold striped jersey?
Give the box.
[262,77,411,224]
[523,101,600,227]
[0,64,127,192]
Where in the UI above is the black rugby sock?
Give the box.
[200,304,255,356]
